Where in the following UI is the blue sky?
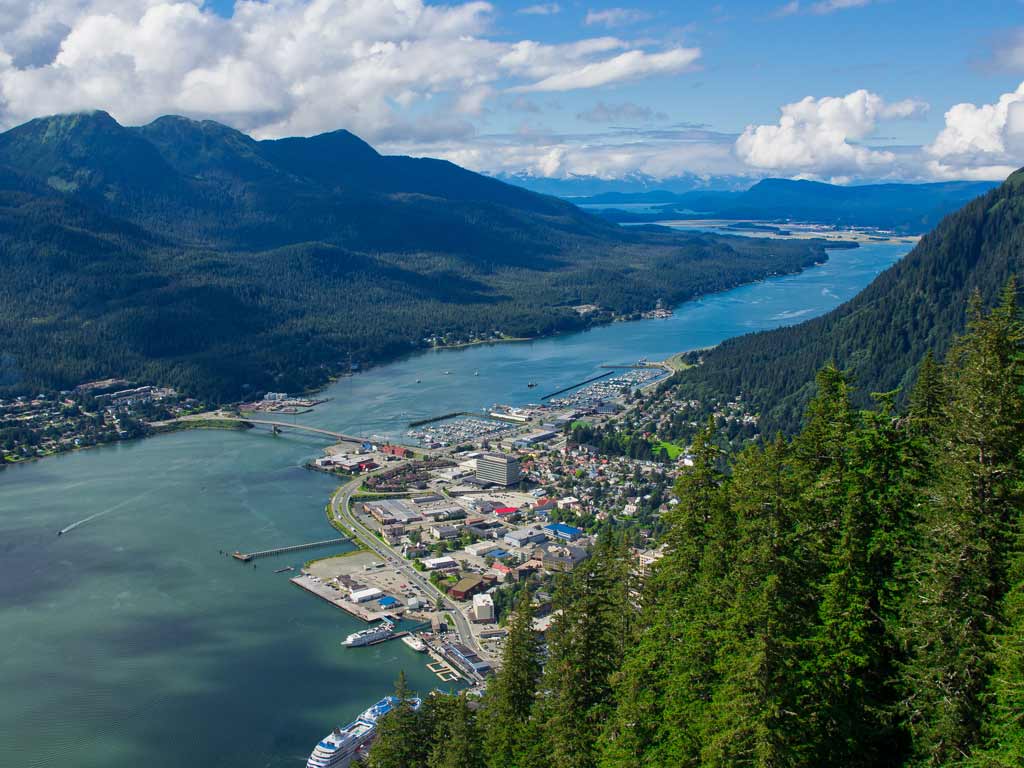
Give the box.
[1,1,1021,183]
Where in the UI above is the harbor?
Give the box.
[0,240,910,768]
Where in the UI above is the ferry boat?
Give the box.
[306,695,422,768]
[343,619,395,648]
[401,634,427,653]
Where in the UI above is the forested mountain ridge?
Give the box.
[590,177,999,234]
[0,111,832,400]
[673,168,1024,434]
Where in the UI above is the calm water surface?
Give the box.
[0,239,907,767]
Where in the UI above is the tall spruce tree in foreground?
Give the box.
[900,285,1024,766]
[973,515,1024,768]
[599,420,731,768]
[479,591,542,768]
[699,436,814,767]
[540,536,633,768]
[806,395,919,767]
[428,693,483,768]
[369,672,428,768]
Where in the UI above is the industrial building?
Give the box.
[475,452,521,486]
[350,587,384,603]
[504,527,548,548]
[544,522,584,541]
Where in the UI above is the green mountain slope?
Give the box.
[675,169,1024,432]
[0,112,833,400]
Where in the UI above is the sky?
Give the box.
[0,0,1021,184]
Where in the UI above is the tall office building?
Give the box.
[475,452,521,486]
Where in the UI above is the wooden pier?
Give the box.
[232,536,350,562]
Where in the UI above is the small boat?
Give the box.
[527,382,538,388]
[274,566,294,574]
[474,370,480,376]
[415,378,421,383]
[444,371,451,375]
[401,634,427,653]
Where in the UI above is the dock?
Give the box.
[540,370,615,400]
[290,574,398,622]
[232,536,350,562]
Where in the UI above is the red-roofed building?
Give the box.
[494,506,519,517]
[380,444,413,458]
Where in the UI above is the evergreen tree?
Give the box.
[480,591,543,768]
[600,420,730,768]
[900,286,1024,766]
[699,436,815,767]
[428,693,484,768]
[806,395,919,766]
[541,537,631,768]
[369,672,428,768]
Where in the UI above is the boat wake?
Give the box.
[57,487,159,536]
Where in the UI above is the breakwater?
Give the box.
[540,371,615,400]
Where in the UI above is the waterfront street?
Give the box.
[329,468,485,661]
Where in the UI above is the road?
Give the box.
[328,467,483,659]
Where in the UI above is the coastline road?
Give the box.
[329,467,483,659]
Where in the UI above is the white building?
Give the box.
[473,593,495,622]
[350,587,383,603]
[422,556,459,571]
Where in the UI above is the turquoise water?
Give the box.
[297,241,907,441]
[0,240,907,767]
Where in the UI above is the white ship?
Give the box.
[342,619,395,648]
[401,634,427,652]
[306,695,422,768]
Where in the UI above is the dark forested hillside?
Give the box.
[673,169,1024,433]
[0,111,831,400]
[591,177,999,234]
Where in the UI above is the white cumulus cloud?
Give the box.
[926,82,1024,180]
[735,89,928,177]
[0,0,700,141]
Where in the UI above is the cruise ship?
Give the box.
[306,696,421,768]
[342,619,395,648]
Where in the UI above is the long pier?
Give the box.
[541,370,615,400]
[233,536,351,562]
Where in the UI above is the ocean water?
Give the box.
[0,239,907,767]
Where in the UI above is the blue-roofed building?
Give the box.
[544,522,584,542]
[378,595,399,608]
[486,548,511,559]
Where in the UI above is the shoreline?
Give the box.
[4,237,887,468]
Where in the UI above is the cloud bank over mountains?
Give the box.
[0,0,1020,184]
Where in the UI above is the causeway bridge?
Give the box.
[218,416,368,444]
